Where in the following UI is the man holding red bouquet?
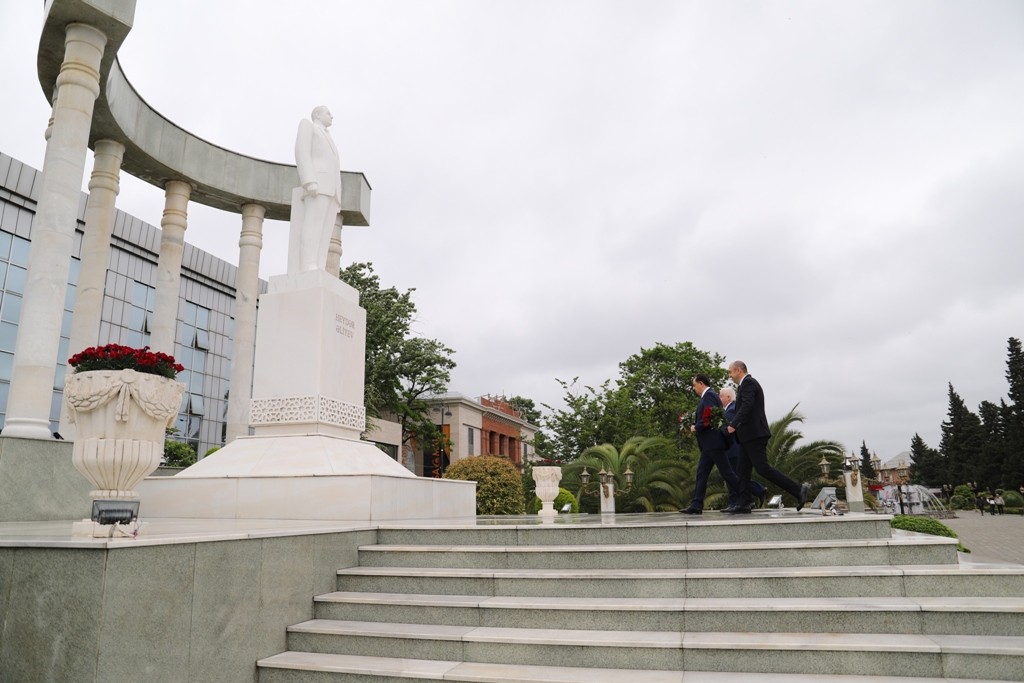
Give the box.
[680,374,742,514]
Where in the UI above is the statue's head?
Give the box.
[311,106,333,127]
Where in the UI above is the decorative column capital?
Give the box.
[54,24,108,98]
[87,140,125,195]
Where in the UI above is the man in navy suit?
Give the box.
[681,374,743,514]
[725,360,809,514]
[721,386,767,508]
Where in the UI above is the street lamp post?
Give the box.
[432,404,452,477]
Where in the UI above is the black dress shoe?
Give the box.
[726,505,752,514]
[680,507,703,515]
[796,482,811,511]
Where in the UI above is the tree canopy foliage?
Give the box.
[911,337,1024,490]
[538,342,726,463]
[340,262,455,449]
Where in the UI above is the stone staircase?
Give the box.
[257,514,1024,682]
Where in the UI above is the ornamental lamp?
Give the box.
[818,455,830,477]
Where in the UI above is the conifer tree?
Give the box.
[938,384,984,485]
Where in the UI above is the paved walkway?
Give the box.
[941,510,1024,564]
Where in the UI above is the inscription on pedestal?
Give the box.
[335,313,354,338]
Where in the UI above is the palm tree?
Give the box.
[562,436,695,512]
[765,404,845,505]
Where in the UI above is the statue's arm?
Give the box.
[294,119,317,193]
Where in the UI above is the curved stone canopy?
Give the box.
[36,0,370,225]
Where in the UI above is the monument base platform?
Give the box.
[137,433,475,521]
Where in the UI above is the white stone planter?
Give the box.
[64,369,184,499]
[534,466,563,520]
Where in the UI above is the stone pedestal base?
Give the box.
[137,433,475,521]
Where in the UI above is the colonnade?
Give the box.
[6,18,343,445]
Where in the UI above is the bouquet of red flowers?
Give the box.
[698,405,727,430]
[68,344,184,379]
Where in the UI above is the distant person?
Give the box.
[289,105,342,274]
[725,360,809,514]
[721,386,767,508]
[995,493,1005,515]
[976,494,986,515]
[680,375,742,514]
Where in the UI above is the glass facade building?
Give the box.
[0,151,264,456]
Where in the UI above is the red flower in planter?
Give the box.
[68,344,184,379]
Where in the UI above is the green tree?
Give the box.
[859,440,875,480]
[340,263,455,450]
[507,396,542,425]
[540,377,612,463]
[615,342,728,440]
[562,436,693,512]
[1003,337,1024,487]
[977,399,1007,489]
[540,342,726,463]
[938,384,984,486]
[909,433,945,486]
[766,406,845,505]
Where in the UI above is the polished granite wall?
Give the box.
[0,527,374,683]
[0,436,90,521]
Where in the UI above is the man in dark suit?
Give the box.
[725,361,809,514]
[681,374,743,514]
[721,386,767,508]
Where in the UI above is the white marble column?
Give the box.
[225,203,264,443]
[149,180,191,356]
[4,24,107,440]
[326,213,344,276]
[59,139,125,437]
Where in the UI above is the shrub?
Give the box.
[444,455,525,515]
[1002,490,1023,508]
[890,515,969,553]
[204,446,221,457]
[949,494,972,510]
[163,439,197,468]
[528,487,578,514]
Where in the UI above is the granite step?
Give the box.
[280,620,1024,680]
[375,515,894,547]
[355,535,958,570]
[336,564,1024,599]
[258,650,1014,683]
[312,591,1024,636]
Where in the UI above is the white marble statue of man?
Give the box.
[288,105,342,274]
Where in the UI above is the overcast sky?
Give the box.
[2,1,1022,460]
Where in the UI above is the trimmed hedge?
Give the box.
[890,515,969,553]
[444,456,525,515]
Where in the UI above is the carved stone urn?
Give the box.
[64,369,184,499]
[534,466,563,520]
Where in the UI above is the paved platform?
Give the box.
[941,511,1024,565]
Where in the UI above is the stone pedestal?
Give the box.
[139,271,475,521]
[844,469,866,513]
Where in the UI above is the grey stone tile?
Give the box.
[187,539,262,683]
[314,530,374,594]
[0,548,12,619]
[315,600,482,627]
[258,535,319,657]
[95,544,196,683]
[682,647,943,677]
[463,641,684,670]
[478,607,683,632]
[336,573,496,597]
[0,547,105,683]
[289,631,465,661]
[942,652,1024,681]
